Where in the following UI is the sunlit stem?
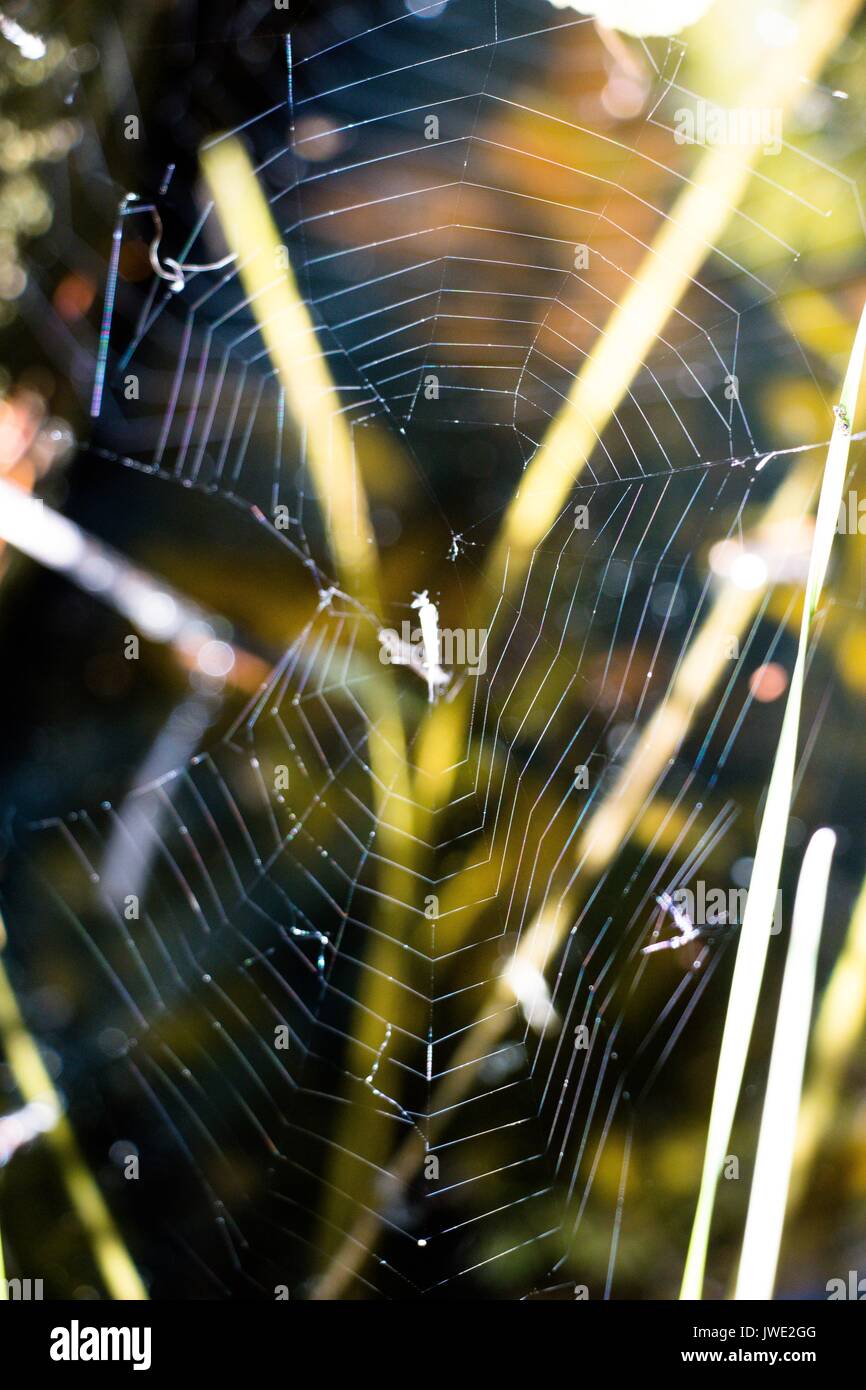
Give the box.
[312,433,809,1290]
[486,0,863,603]
[788,866,866,1209]
[202,138,414,834]
[313,423,816,1298]
[681,297,866,1300]
[201,140,380,611]
[416,0,864,815]
[576,465,815,875]
[309,0,862,1297]
[735,828,835,1300]
[0,478,267,692]
[202,137,421,1260]
[0,928,147,1299]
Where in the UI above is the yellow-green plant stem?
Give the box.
[202,138,428,1261]
[0,931,147,1299]
[789,866,866,1208]
[297,0,862,1296]
[735,828,836,1300]
[310,447,824,1298]
[681,298,866,1300]
[415,0,863,818]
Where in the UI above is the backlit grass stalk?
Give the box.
[413,458,817,1006]
[735,828,836,1300]
[202,138,426,1260]
[0,457,145,1300]
[313,0,863,1280]
[202,139,381,614]
[572,467,815,874]
[312,449,822,1298]
[788,865,866,1208]
[202,139,414,833]
[0,934,147,1298]
[680,297,866,1300]
[416,0,863,816]
[484,0,864,598]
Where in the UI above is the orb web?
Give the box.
[13,0,862,1299]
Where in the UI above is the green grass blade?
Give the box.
[735,828,836,1300]
[680,299,866,1300]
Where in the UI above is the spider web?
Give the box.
[10,0,864,1299]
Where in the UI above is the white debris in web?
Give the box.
[411,590,449,703]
